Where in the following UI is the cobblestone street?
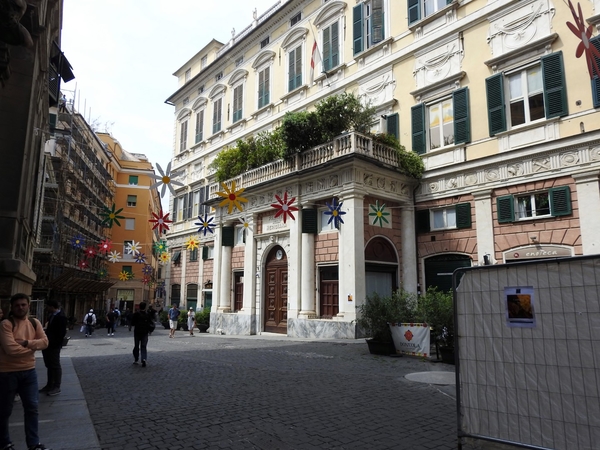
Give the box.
[65,328,457,450]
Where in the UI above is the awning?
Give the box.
[50,269,114,294]
[50,43,75,82]
[172,251,181,263]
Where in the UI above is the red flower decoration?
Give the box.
[566,0,600,79]
[78,259,89,269]
[98,239,112,253]
[271,192,298,223]
[84,246,96,259]
[149,209,172,234]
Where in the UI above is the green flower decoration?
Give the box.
[154,240,168,253]
[369,201,390,227]
[100,203,125,228]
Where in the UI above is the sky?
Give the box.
[61,0,282,207]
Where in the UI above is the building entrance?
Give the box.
[264,246,288,334]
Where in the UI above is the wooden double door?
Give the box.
[264,246,288,333]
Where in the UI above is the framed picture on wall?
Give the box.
[504,286,536,328]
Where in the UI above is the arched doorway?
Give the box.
[424,254,472,292]
[264,245,288,333]
[365,237,398,298]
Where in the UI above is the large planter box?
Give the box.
[365,339,396,356]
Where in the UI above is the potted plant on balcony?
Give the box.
[417,288,455,364]
[195,308,210,333]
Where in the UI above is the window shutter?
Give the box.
[541,52,568,119]
[198,187,206,217]
[416,209,430,233]
[353,4,363,55]
[591,37,600,108]
[486,73,506,136]
[202,246,208,260]
[408,0,421,25]
[549,186,572,217]
[411,104,426,155]
[497,195,514,223]
[49,113,57,131]
[195,110,204,143]
[323,27,331,72]
[182,193,188,220]
[295,46,302,88]
[222,226,234,247]
[288,47,295,91]
[331,22,339,69]
[186,193,193,219]
[371,0,384,44]
[264,67,270,105]
[455,203,472,229]
[453,87,470,144]
[387,113,399,140]
[172,197,178,220]
[302,208,318,234]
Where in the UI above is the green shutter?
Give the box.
[416,209,430,233]
[387,113,399,140]
[353,4,363,55]
[295,46,302,88]
[455,203,472,229]
[288,47,295,91]
[549,186,572,217]
[497,195,514,223]
[408,0,420,25]
[331,22,339,69]
[172,197,178,220]
[49,113,57,131]
[591,37,600,108]
[453,87,470,144]
[202,246,208,260]
[541,52,568,119]
[222,226,234,247]
[486,73,506,136]
[323,27,331,72]
[302,208,318,234]
[371,0,384,44]
[411,104,426,155]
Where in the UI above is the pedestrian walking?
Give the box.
[0,293,51,450]
[187,307,195,336]
[105,309,116,336]
[83,310,96,337]
[129,302,153,367]
[168,305,180,338]
[113,308,121,328]
[39,299,67,397]
[124,308,132,328]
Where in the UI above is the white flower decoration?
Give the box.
[149,162,184,198]
[108,251,121,263]
[239,216,253,233]
[126,241,141,255]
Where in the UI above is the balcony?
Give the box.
[208,131,408,196]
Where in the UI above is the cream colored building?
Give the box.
[165,0,600,338]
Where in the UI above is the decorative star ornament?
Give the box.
[566,0,600,79]
[118,271,131,281]
[97,267,108,279]
[99,203,125,228]
[186,235,200,250]
[78,259,89,269]
[154,240,168,253]
[369,201,390,227]
[324,198,346,228]
[126,241,141,255]
[135,252,147,264]
[71,234,85,249]
[216,181,248,214]
[142,265,153,276]
[98,239,112,253]
[194,214,215,236]
[108,251,122,263]
[142,276,150,285]
[271,192,298,223]
[84,246,97,258]
[149,209,172,234]
[149,162,184,198]
[239,216,253,233]
[158,252,171,265]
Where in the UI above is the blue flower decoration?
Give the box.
[71,234,85,249]
[142,264,153,276]
[194,214,215,236]
[324,198,346,228]
[135,253,147,264]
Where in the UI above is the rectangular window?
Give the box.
[431,207,456,230]
[290,12,302,26]
[234,272,244,312]
[185,69,191,82]
[233,85,243,123]
[515,192,551,219]
[128,175,138,185]
[507,65,545,127]
[176,195,184,221]
[234,226,245,246]
[125,218,135,230]
[122,265,133,275]
[212,98,222,134]
[123,241,133,260]
[353,0,384,55]
[189,248,198,261]
[428,98,454,150]
[408,0,449,25]
[258,67,270,108]
[260,37,270,48]
[127,195,137,207]
[195,110,204,143]
[319,209,337,233]
[322,22,339,72]
[417,203,471,232]
[201,56,207,68]
[192,190,200,217]
[497,187,572,223]
[179,120,188,152]
[288,45,303,92]
[319,266,339,318]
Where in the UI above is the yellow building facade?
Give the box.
[165,0,600,338]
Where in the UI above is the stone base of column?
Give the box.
[298,311,316,319]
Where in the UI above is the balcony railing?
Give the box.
[208,132,401,196]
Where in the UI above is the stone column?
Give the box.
[242,215,256,313]
[180,248,187,307]
[573,171,600,254]
[338,193,365,321]
[212,222,222,312]
[400,205,417,293]
[473,189,495,264]
[287,205,302,318]
[219,239,232,312]
[299,209,316,317]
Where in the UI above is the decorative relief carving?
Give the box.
[507,164,524,177]
[591,147,600,161]
[533,157,551,172]
[305,182,314,193]
[317,178,325,191]
[446,177,457,189]
[485,169,500,181]
[330,174,339,187]
[429,182,440,193]
[560,152,579,166]
[413,39,462,91]
[377,177,386,189]
[465,173,478,186]
[364,173,373,186]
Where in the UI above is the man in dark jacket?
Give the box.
[129,302,151,367]
[40,299,67,396]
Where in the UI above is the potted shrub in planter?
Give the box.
[177,313,188,331]
[195,308,210,333]
[159,311,169,329]
[417,288,455,364]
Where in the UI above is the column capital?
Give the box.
[471,189,493,201]
[572,170,600,184]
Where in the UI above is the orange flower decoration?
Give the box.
[216,181,247,214]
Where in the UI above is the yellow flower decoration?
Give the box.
[119,271,130,281]
[158,251,171,265]
[186,235,200,250]
[216,181,248,214]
